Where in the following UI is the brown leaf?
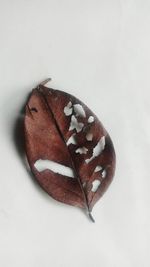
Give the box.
[24,80,116,222]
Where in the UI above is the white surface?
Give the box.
[0,1,150,266]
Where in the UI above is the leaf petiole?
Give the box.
[88,211,95,223]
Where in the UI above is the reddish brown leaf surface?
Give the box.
[24,80,116,221]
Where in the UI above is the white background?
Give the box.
[0,0,150,266]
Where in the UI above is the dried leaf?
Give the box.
[24,80,116,222]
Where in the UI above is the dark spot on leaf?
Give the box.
[30,107,38,112]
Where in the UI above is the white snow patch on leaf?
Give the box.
[88,116,94,123]
[91,180,101,192]
[66,133,77,146]
[75,147,88,154]
[34,159,74,178]
[73,104,86,118]
[102,169,107,178]
[94,165,103,172]
[64,101,73,116]
[69,115,84,133]
[85,136,105,164]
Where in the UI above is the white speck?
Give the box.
[66,133,77,146]
[94,165,103,172]
[86,133,93,141]
[75,147,88,154]
[82,182,86,188]
[102,169,107,178]
[88,116,94,123]
[64,101,73,116]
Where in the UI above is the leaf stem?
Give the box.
[88,211,95,223]
[39,78,52,86]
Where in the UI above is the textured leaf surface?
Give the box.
[24,82,116,221]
